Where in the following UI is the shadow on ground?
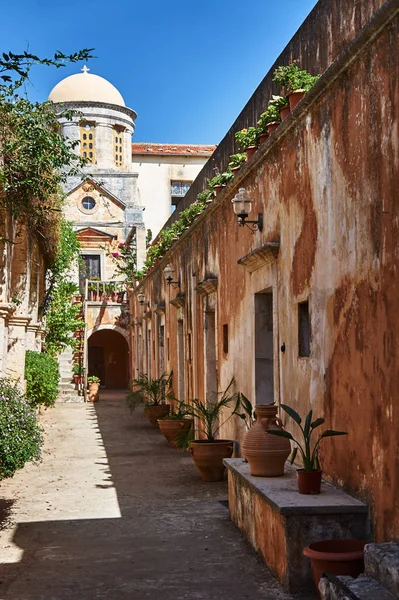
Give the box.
[0,391,313,600]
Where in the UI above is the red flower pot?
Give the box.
[267,121,280,135]
[287,90,305,111]
[280,105,291,120]
[297,469,322,494]
[245,146,257,160]
[231,166,241,176]
[303,539,366,595]
[213,184,224,195]
[258,132,268,145]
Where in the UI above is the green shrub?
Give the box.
[25,351,60,409]
[0,378,43,479]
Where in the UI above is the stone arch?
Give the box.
[87,326,130,389]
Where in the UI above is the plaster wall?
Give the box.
[130,4,399,541]
[131,155,211,238]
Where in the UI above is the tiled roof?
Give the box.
[131,142,216,157]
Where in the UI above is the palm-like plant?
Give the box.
[126,372,174,413]
[176,378,239,448]
[267,404,347,472]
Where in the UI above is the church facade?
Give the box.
[48,67,213,392]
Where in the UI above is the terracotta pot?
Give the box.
[144,404,170,427]
[266,121,280,135]
[242,405,291,476]
[231,166,241,176]
[188,440,234,482]
[304,539,366,595]
[245,146,257,160]
[280,105,291,120]
[287,89,305,111]
[88,382,100,403]
[157,419,193,447]
[213,184,224,196]
[297,469,322,494]
[258,132,268,145]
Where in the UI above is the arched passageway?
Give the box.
[88,329,129,389]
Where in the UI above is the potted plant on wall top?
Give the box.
[267,404,347,494]
[257,102,282,137]
[88,375,100,403]
[228,153,247,175]
[235,127,262,160]
[126,372,173,427]
[273,63,320,111]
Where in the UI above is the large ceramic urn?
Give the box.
[242,405,291,477]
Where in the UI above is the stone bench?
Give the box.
[224,458,369,594]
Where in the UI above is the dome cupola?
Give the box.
[48,66,126,107]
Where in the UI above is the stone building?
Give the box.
[0,218,47,383]
[48,68,213,390]
[129,0,399,574]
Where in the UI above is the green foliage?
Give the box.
[0,50,94,253]
[43,220,84,355]
[176,378,239,448]
[208,170,234,190]
[233,392,256,429]
[273,63,320,93]
[228,153,247,169]
[0,378,43,479]
[126,372,174,412]
[88,375,100,384]
[235,127,262,151]
[25,351,60,409]
[257,102,282,131]
[267,404,347,472]
[107,240,137,283]
[162,399,192,421]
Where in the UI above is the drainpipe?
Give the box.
[192,272,198,400]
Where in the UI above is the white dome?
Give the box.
[48,67,125,107]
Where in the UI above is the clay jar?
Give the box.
[242,405,291,477]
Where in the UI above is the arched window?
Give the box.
[114,126,124,167]
[80,122,96,163]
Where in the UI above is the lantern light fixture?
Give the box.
[231,187,263,233]
[163,264,180,288]
[137,291,145,305]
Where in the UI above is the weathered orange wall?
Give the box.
[130,3,399,540]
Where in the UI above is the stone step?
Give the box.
[365,543,399,598]
[56,394,84,404]
[319,573,397,599]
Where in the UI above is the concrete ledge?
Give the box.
[319,573,396,600]
[365,543,399,597]
[224,459,368,516]
[224,459,369,593]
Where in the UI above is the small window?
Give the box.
[80,122,96,163]
[114,127,124,167]
[223,324,229,354]
[298,301,311,357]
[82,196,96,211]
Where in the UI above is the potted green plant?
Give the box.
[208,170,234,196]
[72,363,83,385]
[228,153,247,175]
[177,379,240,482]
[270,94,290,120]
[257,102,281,137]
[273,63,320,111]
[157,399,193,448]
[197,189,213,204]
[87,375,100,402]
[267,404,347,494]
[126,372,173,427]
[235,127,261,160]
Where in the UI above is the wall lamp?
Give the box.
[232,187,263,233]
[163,264,180,288]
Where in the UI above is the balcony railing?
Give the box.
[85,280,127,303]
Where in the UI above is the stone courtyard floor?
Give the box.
[0,391,315,600]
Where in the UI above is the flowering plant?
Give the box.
[235,127,261,151]
[228,153,246,169]
[273,63,320,93]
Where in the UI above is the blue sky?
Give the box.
[1,0,318,144]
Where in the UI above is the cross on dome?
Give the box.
[81,65,90,74]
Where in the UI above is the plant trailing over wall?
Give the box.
[42,220,84,355]
[25,350,60,410]
[0,377,43,479]
[0,48,93,257]
[235,127,262,151]
[273,62,320,93]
